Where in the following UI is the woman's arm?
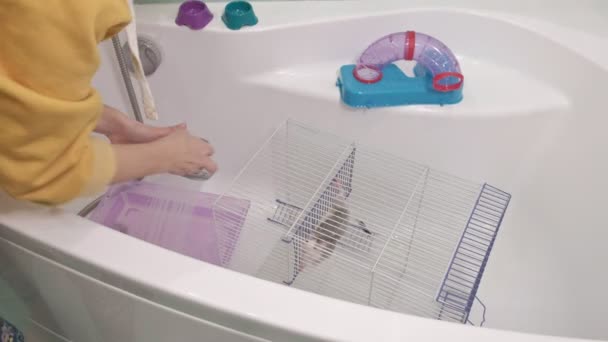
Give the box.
[110,143,167,182]
[95,105,183,144]
[94,105,127,137]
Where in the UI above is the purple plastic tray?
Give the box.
[88,181,249,266]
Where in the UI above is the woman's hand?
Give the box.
[156,128,218,177]
[96,105,183,144]
[100,105,218,183]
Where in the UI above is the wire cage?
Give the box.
[213,119,511,324]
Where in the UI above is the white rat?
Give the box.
[299,179,350,272]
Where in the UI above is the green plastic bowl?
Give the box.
[222,1,258,30]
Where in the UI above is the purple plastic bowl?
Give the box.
[176,1,213,30]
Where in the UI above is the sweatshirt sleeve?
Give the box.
[0,0,131,205]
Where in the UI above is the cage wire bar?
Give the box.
[212,119,510,324]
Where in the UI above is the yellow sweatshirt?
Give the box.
[0,0,131,205]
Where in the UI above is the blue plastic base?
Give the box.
[336,64,463,108]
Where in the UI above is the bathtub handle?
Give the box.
[122,35,163,77]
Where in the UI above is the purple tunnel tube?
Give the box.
[354,31,464,92]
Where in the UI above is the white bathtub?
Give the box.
[1,1,608,341]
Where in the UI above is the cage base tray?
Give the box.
[88,181,250,266]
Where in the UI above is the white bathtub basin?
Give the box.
[1,1,607,341]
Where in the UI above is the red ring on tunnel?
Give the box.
[405,31,416,60]
[353,65,383,84]
[433,72,464,92]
